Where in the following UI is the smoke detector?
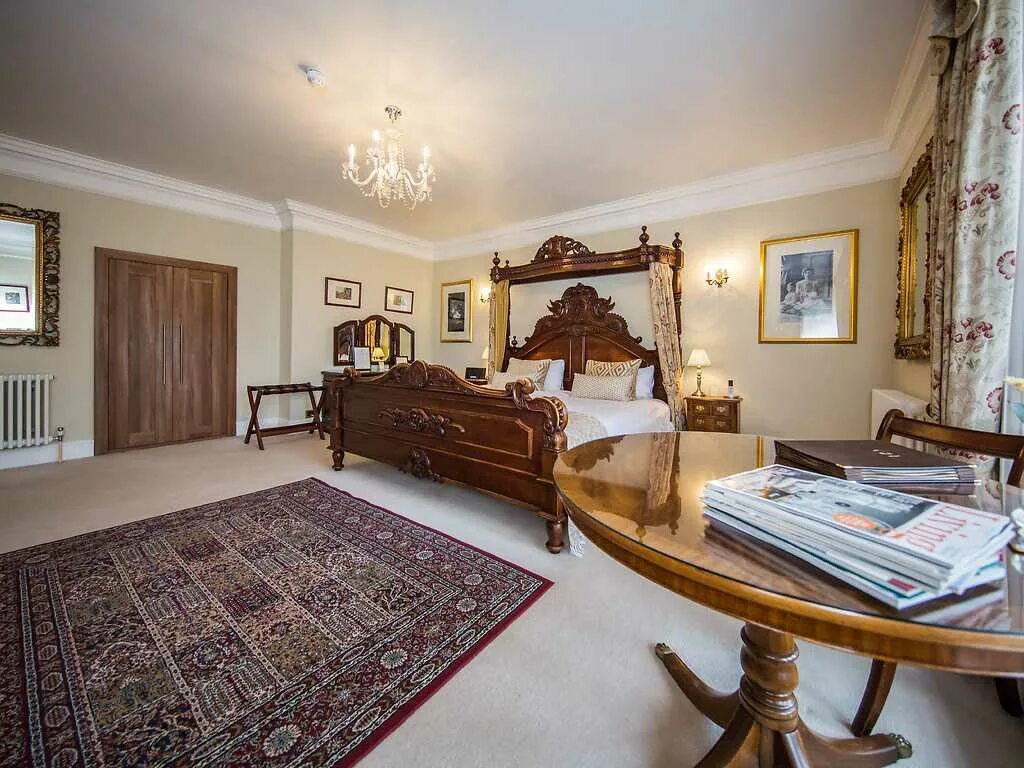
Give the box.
[302,66,327,88]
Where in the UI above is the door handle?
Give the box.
[178,325,184,385]
[161,325,168,387]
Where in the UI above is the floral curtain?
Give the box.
[648,262,686,430]
[487,279,510,377]
[928,0,1022,443]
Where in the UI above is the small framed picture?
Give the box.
[440,279,473,343]
[395,355,409,365]
[385,286,414,314]
[325,277,361,308]
[353,346,371,370]
[0,284,30,313]
[759,229,858,343]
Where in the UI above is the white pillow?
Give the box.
[570,373,633,401]
[542,359,566,391]
[635,365,655,399]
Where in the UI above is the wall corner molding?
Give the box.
[274,199,434,260]
[0,133,281,231]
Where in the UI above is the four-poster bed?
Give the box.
[322,228,684,553]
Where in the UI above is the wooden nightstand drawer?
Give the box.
[685,395,742,434]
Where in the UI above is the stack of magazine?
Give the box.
[702,465,1014,609]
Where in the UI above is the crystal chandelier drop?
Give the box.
[342,105,436,210]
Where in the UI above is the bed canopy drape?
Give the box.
[488,227,685,427]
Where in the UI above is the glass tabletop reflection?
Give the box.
[553,432,1024,639]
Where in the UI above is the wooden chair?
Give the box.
[852,408,1024,736]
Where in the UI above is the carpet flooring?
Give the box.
[1,434,1022,767]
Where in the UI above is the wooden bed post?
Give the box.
[672,232,684,332]
[329,376,345,470]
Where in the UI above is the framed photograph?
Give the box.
[758,229,858,343]
[353,346,371,370]
[385,286,414,314]
[394,355,409,365]
[325,277,361,308]
[440,279,473,343]
[0,284,30,313]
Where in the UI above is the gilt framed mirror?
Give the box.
[0,203,60,346]
[894,142,932,360]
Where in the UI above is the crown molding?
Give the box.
[882,2,934,158]
[432,138,901,260]
[0,133,280,230]
[275,199,433,260]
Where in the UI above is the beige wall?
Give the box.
[434,180,900,439]
[283,230,435,418]
[0,174,284,444]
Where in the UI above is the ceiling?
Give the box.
[0,0,923,241]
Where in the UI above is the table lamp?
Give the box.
[481,345,489,361]
[687,349,711,397]
[371,346,387,371]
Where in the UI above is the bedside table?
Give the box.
[685,395,742,433]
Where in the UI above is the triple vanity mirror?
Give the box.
[0,203,60,346]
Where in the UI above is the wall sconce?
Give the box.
[480,287,492,303]
[705,267,729,288]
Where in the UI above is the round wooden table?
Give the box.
[553,432,1024,768]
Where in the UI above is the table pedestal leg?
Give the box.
[656,623,912,767]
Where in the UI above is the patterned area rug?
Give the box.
[0,478,551,767]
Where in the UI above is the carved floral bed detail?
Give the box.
[0,478,551,767]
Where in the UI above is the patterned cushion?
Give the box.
[585,358,642,399]
[570,373,634,401]
[505,357,552,385]
[488,371,526,389]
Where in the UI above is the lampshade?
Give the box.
[371,346,387,361]
[686,349,711,367]
[481,345,490,361]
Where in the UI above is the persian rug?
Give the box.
[0,478,551,767]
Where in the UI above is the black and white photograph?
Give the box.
[0,283,30,312]
[324,277,361,308]
[759,229,857,343]
[440,279,473,342]
[447,292,465,331]
[384,285,414,314]
[778,250,834,321]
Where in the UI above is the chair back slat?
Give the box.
[875,408,1024,487]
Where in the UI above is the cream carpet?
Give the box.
[1,435,1021,767]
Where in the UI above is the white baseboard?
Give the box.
[0,439,95,470]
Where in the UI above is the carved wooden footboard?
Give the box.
[322,361,570,552]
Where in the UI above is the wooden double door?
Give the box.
[95,249,237,453]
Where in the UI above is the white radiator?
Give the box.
[870,388,927,443]
[1,374,54,449]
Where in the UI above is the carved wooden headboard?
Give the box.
[504,283,666,402]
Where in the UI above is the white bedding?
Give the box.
[534,389,673,437]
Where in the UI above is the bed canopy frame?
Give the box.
[489,227,684,396]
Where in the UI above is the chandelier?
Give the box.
[342,105,436,210]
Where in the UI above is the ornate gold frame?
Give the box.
[0,203,60,346]
[758,228,858,344]
[440,278,473,343]
[895,142,933,360]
